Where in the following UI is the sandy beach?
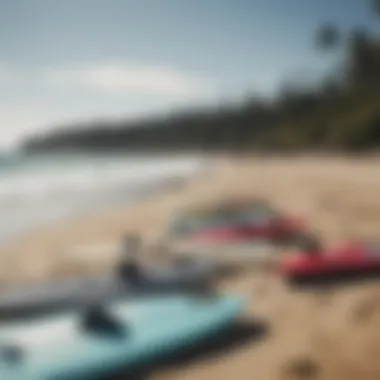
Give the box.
[1,155,380,380]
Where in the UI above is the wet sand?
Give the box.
[1,155,380,379]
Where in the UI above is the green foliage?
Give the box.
[315,23,340,51]
[373,0,380,17]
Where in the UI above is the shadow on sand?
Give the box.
[106,320,269,380]
[288,268,380,291]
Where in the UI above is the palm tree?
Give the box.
[372,0,380,18]
[315,23,340,51]
[347,28,377,87]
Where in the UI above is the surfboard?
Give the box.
[0,259,216,320]
[0,294,244,379]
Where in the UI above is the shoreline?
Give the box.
[0,155,222,286]
[0,154,214,245]
[0,155,380,287]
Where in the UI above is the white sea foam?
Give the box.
[0,154,207,244]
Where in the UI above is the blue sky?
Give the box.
[0,0,378,147]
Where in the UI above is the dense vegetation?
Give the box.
[23,1,380,154]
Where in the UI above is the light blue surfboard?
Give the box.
[0,294,244,380]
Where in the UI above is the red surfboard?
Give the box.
[280,241,380,283]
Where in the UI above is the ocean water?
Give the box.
[0,153,207,244]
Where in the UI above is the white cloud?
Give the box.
[0,105,123,149]
[0,99,194,149]
[0,63,217,149]
[46,63,212,97]
[0,106,61,149]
